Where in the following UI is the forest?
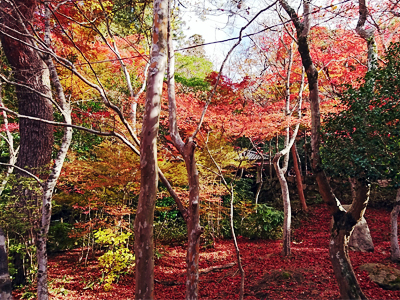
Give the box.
[0,0,400,299]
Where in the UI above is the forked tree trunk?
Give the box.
[279,1,369,298]
[390,189,400,261]
[329,182,369,300]
[273,124,300,257]
[166,6,202,297]
[0,227,12,300]
[134,0,168,299]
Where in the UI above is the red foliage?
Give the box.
[21,204,400,299]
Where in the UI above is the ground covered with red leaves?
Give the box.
[15,204,400,299]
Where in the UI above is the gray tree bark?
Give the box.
[390,189,400,261]
[0,227,12,300]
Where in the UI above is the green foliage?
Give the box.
[94,228,134,291]
[48,222,75,253]
[174,53,213,91]
[154,195,187,243]
[0,175,41,284]
[221,203,283,240]
[322,42,400,186]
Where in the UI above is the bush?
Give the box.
[48,222,75,253]
[94,228,134,291]
[221,202,283,240]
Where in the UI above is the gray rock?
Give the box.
[360,263,400,290]
[343,205,374,252]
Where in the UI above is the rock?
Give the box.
[360,263,400,290]
[343,205,374,252]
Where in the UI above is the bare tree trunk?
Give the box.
[166,7,201,297]
[390,189,400,261]
[273,124,300,256]
[274,160,292,256]
[329,183,369,300]
[291,143,307,211]
[134,0,167,298]
[0,0,54,286]
[0,227,12,300]
[36,11,73,298]
[183,142,202,300]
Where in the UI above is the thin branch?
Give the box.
[191,2,278,139]
[0,163,42,187]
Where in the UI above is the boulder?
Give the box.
[343,205,374,252]
[360,263,400,290]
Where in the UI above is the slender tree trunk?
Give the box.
[229,185,244,300]
[36,13,74,298]
[269,140,273,178]
[166,7,201,297]
[134,0,167,298]
[390,189,400,261]
[273,124,300,256]
[274,160,292,256]
[0,227,12,300]
[183,142,202,300]
[291,143,307,211]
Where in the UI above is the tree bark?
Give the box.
[291,143,307,211]
[183,141,202,300]
[0,0,54,174]
[329,182,369,300]
[0,0,54,286]
[35,12,74,298]
[356,0,377,72]
[166,7,202,298]
[134,0,167,298]
[390,188,400,261]
[0,227,12,300]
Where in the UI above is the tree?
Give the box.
[0,0,54,287]
[322,42,400,262]
[134,0,168,298]
[279,0,369,298]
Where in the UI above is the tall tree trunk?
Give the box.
[134,0,167,298]
[166,6,201,297]
[0,227,12,300]
[36,12,74,298]
[390,189,400,261]
[183,141,202,300]
[0,0,54,174]
[0,0,54,286]
[291,143,307,211]
[279,1,368,298]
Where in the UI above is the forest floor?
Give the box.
[14,203,400,299]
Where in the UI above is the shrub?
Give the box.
[94,228,134,291]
